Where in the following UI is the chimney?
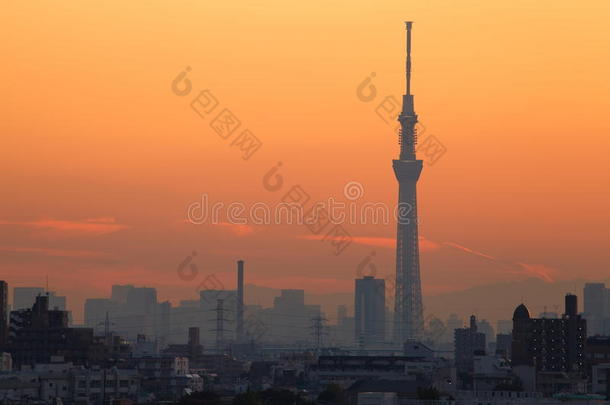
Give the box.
[236,260,244,342]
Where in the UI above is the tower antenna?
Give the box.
[405,21,413,96]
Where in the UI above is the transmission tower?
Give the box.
[310,314,328,351]
[210,298,231,354]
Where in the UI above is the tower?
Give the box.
[393,21,424,343]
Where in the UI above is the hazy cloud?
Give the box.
[0,246,110,259]
[212,222,256,236]
[0,217,129,236]
[442,241,557,282]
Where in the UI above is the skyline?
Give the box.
[3,1,610,324]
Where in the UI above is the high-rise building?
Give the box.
[454,315,486,375]
[496,333,512,358]
[264,289,321,344]
[111,284,133,304]
[9,295,95,367]
[84,298,117,332]
[584,282,609,336]
[332,305,355,346]
[236,260,244,343]
[0,281,7,348]
[511,294,586,373]
[496,319,513,335]
[477,319,495,344]
[12,287,44,310]
[355,276,386,345]
[393,21,424,343]
[584,283,607,318]
[447,314,464,331]
[12,287,66,311]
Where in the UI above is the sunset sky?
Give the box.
[2,1,609,322]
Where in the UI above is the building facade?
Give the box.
[355,276,386,346]
[511,294,586,374]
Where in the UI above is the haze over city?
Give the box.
[1,2,610,403]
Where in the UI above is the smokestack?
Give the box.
[236,260,244,342]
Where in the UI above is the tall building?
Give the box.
[583,282,609,336]
[332,305,355,346]
[12,287,66,311]
[263,289,321,344]
[9,295,95,367]
[354,276,386,345]
[111,284,133,304]
[0,281,7,348]
[447,314,464,331]
[477,319,495,344]
[454,315,486,375]
[84,298,117,332]
[511,294,586,373]
[12,287,44,310]
[496,319,512,335]
[393,21,424,343]
[236,260,244,343]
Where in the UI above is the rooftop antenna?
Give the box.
[405,21,413,96]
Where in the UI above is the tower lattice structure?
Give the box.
[393,21,424,343]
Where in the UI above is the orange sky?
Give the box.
[2,1,610,322]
